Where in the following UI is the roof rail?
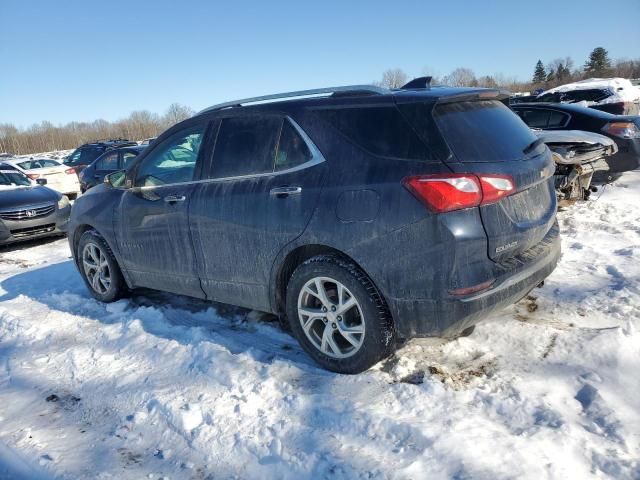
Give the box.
[198,84,388,114]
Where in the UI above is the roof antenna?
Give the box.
[401,76,432,90]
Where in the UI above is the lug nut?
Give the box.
[337,316,342,321]
[322,306,327,312]
[323,317,328,323]
[331,306,336,312]
[332,323,337,329]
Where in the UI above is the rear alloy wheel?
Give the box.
[77,230,126,302]
[298,276,365,359]
[287,255,395,373]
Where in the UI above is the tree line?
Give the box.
[4,47,639,156]
[0,103,194,156]
[377,47,640,92]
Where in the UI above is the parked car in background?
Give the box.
[511,102,640,182]
[64,138,137,175]
[79,145,147,192]
[4,158,81,199]
[0,163,71,245]
[535,78,640,115]
[68,81,560,373]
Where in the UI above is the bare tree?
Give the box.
[376,68,409,88]
[441,68,477,87]
[164,103,195,128]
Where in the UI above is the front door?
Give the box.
[115,121,210,297]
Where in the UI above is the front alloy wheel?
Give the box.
[82,243,111,294]
[298,277,365,359]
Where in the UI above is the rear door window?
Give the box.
[318,107,431,160]
[96,152,119,170]
[122,151,139,168]
[434,100,540,162]
[210,116,282,178]
[517,109,551,128]
[547,110,569,128]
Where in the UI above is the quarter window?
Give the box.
[135,124,206,187]
[318,106,431,160]
[275,121,312,171]
[210,116,281,178]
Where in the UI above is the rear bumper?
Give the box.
[0,205,70,245]
[387,221,561,338]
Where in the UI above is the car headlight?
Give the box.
[57,195,70,209]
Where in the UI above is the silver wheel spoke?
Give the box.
[320,325,340,355]
[314,278,332,309]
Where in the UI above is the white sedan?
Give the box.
[4,158,81,198]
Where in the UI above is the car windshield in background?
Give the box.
[65,148,103,166]
[17,159,61,169]
[0,169,31,187]
[434,100,540,162]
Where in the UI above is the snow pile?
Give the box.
[541,77,640,105]
[0,174,639,479]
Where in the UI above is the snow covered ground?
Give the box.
[0,173,639,480]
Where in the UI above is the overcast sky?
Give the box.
[2,0,639,127]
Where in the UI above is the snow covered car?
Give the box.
[536,78,640,116]
[512,102,640,182]
[0,164,71,245]
[68,81,561,373]
[4,158,81,199]
[534,130,617,201]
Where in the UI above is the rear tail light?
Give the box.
[602,122,640,139]
[403,173,516,213]
[27,173,40,180]
[65,168,77,175]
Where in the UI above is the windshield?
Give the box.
[65,147,103,166]
[0,168,32,187]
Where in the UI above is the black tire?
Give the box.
[286,254,395,374]
[77,230,127,302]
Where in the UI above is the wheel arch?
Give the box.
[271,243,389,320]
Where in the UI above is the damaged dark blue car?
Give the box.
[69,79,560,373]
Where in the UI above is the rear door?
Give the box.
[429,99,557,263]
[189,114,326,311]
[115,121,211,297]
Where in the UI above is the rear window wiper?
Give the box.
[523,138,545,156]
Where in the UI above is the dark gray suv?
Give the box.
[69,80,560,373]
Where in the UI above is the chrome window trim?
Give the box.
[131,116,326,192]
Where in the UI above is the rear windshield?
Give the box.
[17,159,61,169]
[65,147,103,166]
[433,100,540,162]
[538,89,611,103]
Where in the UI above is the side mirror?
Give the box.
[36,178,48,186]
[104,170,128,189]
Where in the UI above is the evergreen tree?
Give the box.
[584,47,612,76]
[532,60,546,84]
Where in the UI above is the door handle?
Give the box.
[164,194,186,203]
[270,186,302,197]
